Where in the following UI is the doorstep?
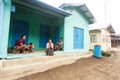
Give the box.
[0,52,93,80]
[7,51,64,59]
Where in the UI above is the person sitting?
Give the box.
[54,38,63,51]
[28,43,34,53]
[14,35,34,53]
[46,39,54,56]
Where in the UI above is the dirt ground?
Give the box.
[17,51,120,80]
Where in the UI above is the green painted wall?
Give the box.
[0,0,11,58]
[64,9,90,52]
[0,0,91,59]
[8,4,64,50]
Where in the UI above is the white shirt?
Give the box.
[46,43,54,48]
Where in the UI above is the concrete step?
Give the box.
[1,52,92,68]
[0,52,93,80]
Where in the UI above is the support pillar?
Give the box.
[0,0,11,59]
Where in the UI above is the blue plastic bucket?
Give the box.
[94,45,101,58]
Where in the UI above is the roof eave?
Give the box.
[60,3,96,23]
[12,0,70,17]
[79,4,96,24]
[107,24,116,33]
[89,29,101,32]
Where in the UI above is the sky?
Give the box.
[40,0,120,34]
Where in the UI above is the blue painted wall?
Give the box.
[0,0,11,58]
[64,9,90,52]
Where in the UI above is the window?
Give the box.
[91,35,97,43]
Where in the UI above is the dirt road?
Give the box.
[17,51,120,80]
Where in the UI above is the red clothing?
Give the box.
[15,39,25,46]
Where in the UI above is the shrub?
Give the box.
[90,49,111,57]
[101,51,111,57]
[89,49,94,53]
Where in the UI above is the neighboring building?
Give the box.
[0,0,95,59]
[89,24,115,51]
[111,34,120,47]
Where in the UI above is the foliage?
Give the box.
[90,49,111,57]
[89,49,94,53]
[101,51,111,57]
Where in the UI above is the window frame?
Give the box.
[91,35,97,43]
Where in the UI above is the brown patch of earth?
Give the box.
[17,51,120,80]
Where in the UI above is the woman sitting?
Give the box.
[14,35,34,53]
[46,39,54,56]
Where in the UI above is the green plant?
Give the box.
[89,49,94,53]
[102,51,111,57]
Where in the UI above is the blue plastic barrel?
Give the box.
[94,45,101,58]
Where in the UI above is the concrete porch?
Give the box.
[0,52,93,80]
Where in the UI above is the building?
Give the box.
[89,24,115,51]
[111,34,120,47]
[60,3,95,52]
[0,0,95,59]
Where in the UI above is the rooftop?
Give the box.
[59,3,96,24]
[89,23,115,33]
[12,0,71,18]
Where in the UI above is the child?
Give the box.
[28,43,34,53]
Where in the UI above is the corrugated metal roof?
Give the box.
[59,3,96,24]
[12,0,70,18]
[89,23,115,33]
[107,24,115,33]
[89,23,105,30]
